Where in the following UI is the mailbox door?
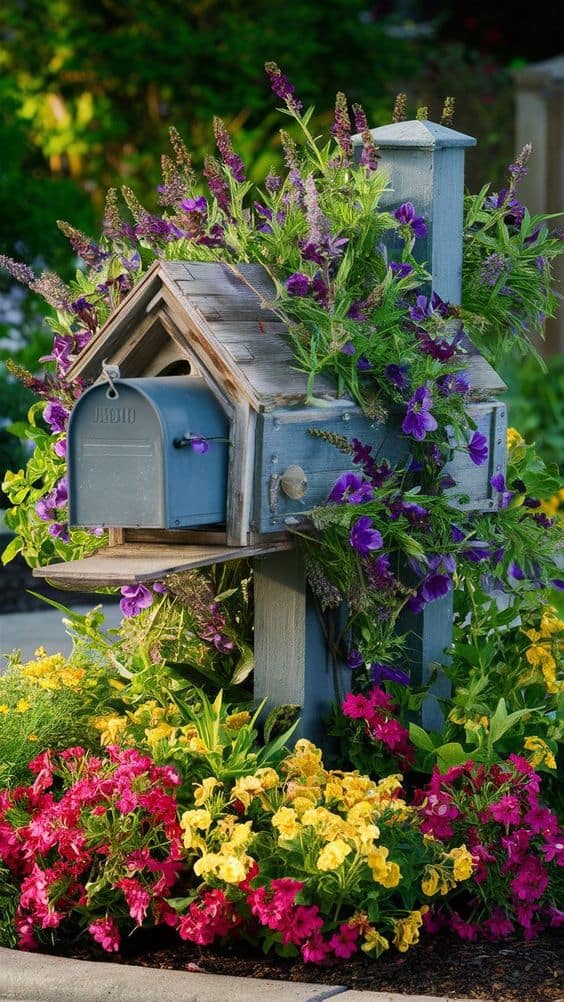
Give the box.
[68,382,166,528]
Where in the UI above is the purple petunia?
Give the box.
[462,541,491,563]
[328,471,374,505]
[467,431,489,467]
[120,583,154,618]
[490,472,513,509]
[402,385,438,442]
[349,516,384,556]
[437,371,470,397]
[451,524,466,543]
[394,202,427,239]
[385,363,409,391]
[340,341,356,356]
[357,356,372,371]
[43,401,69,434]
[390,262,413,279]
[347,649,364,670]
[286,272,310,297]
[370,662,410,686]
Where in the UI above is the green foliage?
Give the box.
[0,863,18,948]
[503,354,564,472]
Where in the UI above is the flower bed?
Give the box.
[0,62,563,980]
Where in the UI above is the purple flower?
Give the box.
[265,172,281,193]
[357,356,372,371]
[347,649,364,670]
[331,92,352,158]
[52,477,68,508]
[365,553,397,592]
[120,583,154,618]
[43,401,69,434]
[534,513,554,528]
[417,332,458,361]
[311,274,329,306]
[385,363,409,391]
[350,516,383,556]
[462,541,491,563]
[347,299,367,321]
[40,334,74,375]
[213,117,245,183]
[370,662,410,686]
[437,372,470,397]
[485,189,525,227]
[53,437,67,458]
[480,253,507,286]
[490,472,513,508]
[48,522,69,542]
[340,341,356,356]
[451,524,465,543]
[390,262,413,279]
[402,385,438,442]
[181,196,207,214]
[551,579,564,591]
[152,581,167,594]
[265,62,303,115]
[421,573,452,603]
[328,472,373,504]
[509,561,526,580]
[467,431,489,467]
[190,436,209,455]
[35,497,55,522]
[286,272,310,297]
[394,202,427,239]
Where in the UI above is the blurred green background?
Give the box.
[1,0,562,502]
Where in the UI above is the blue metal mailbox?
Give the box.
[68,376,229,529]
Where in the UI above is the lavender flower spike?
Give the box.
[265,62,303,115]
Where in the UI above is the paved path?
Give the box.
[0,602,123,667]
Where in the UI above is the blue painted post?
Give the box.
[353,120,477,730]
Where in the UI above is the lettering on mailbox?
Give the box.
[92,407,136,425]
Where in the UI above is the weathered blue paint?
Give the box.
[68,376,229,529]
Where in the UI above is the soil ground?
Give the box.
[52,927,563,1001]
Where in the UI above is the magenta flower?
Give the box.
[490,794,521,827]
[328,922,359,959]
[349,515,383,555]
[467,431,489,466]
[120,583,154,617]
[402,385,438,441]
[394,202,427,239]
[511,856,549,902]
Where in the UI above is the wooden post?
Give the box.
[353,120,477,730]
[253,550,339,746]
[514,56,564,356]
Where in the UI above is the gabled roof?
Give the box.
[67,260,337,410]
[68,259,505,405]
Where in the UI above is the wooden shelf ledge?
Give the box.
[32,540,293,588]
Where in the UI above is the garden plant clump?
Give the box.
[0,63,563,969]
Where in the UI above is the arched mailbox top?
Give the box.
[68,376,230,530]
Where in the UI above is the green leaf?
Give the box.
[408,722,434,751]
[1,535,23,565]
[436,743,470,770]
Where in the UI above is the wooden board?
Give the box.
[32,540,293,587]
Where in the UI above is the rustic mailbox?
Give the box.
[68,376,229,529]
[34,119,509,743]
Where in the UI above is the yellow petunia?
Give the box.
[180,808,212,831]
[193,777,222,806]
[271,806,301,840]
[92,714,128,746]
[421,866,440,896]
[316,838,352,872]
[392,908,428,952]
[215,855,247,884]
[447,845,474,882]
[524,735,557,770]
[361,928,390,956]
[506,427,525,451]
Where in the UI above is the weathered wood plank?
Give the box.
[32,540,293,587]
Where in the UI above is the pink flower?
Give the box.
[287,905,323,943]
[88,916,121,952]
[541,837,564,866]
[117,878,152,925]
[270,878,304,903]
[489,794,521,827]
[341,692,374,719]
[483,908,514,939]
[501,828,531,869]
[449,912,480,941]
[328,922,359,958]
[511,856,548,902]
[301,933,331,964]
[523,805,559,837]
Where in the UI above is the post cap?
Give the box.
[352,119,476,150]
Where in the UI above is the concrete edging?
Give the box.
[0,948,486,1002]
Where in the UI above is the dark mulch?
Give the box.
[50,927,563,1000]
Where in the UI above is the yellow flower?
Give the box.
[272,806,301,840]
[0,705,9,715]
[524,735,557,770]
[448,845,474,882]
[316,838,352,872]
[255,767,279,790]
[193,777,222,807]
[225,710,251,731]
[216,855,247,884]
[223,822,253,849]
[366,846,402,887]
[231,775,264,809]
[187,736,208,754]
[347,801,375,825]
[145,722,175,747]
[392,908,428,952]
[181,809,212,831]
[92,714,128,746]
[421,866,440,896]
[540,611,563,638]
[34,646,47,657]
[361,928,389,956]
[16,699,30,713]
[28,733,38,742]
[507,427,525,451]
[193,852,221,877]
